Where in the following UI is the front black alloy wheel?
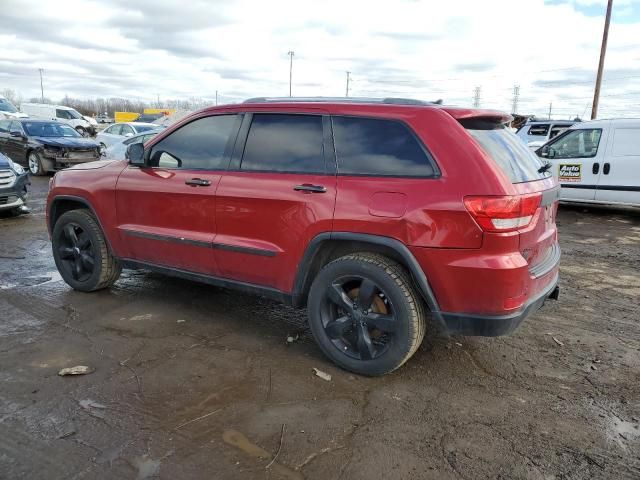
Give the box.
[57,222,95,282]
[308,253,426,376]
[52,210,122,292]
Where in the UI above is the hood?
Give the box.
[1,111,28,119]
[65,159,121,170]
[83,115,98,126]
[34,137,99,148]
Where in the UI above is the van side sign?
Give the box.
[558,164,581,182]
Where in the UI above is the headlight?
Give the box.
[7,159,24,175]
[44,147,60,157]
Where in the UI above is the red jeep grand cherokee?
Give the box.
[47,97,560,376]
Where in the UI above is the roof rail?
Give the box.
[243,96,442,106]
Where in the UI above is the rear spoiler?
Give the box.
[442,107,513,126]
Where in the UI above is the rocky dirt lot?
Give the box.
[1,177,639,480]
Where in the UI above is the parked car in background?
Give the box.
[0,119,101,175]
[0,151,30,215]
[537,118,640,207]
[47,97,560,376]
[95,122,159,148]
[20,103,96,137]
[0,95,28,120]
[102,129,162,160]
[517,120,576,151]
[96,113,113,124]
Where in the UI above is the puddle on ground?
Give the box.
[222,429,304,480]
[132,455,161,480]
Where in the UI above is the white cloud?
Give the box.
[1,0,639,118]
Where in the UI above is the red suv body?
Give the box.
[47,98,560,375]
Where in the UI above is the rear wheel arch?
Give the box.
[293,233,442,316]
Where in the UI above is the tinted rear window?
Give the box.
[467,126,551,183]
[241,114,325,173]
[332,116,435,177]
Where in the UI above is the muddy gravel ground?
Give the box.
[1,177,639,480]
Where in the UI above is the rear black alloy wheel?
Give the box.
[57,222,95,283]
[322,276,396,361]
[52,210,122,291]
[308,253,426,376]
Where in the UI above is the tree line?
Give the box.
[1,88,215,116]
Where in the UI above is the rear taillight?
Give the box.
[464,193,542,233]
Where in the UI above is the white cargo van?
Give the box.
[538,118,640,207]
[0,95,28,120]
[20,103,95,136]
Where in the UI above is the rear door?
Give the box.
[115,113,240,274]
[542,125,608,202]
[214,111,336,292]
[595,124,640,206]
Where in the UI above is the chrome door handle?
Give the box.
[185,178,211,186]
[293,184,326,193]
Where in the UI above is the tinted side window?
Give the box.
[548,129,602,159]
[107,124,122,135]
[332,116,435,177]
[528,125,549,136]
[150,114,237,170]
[56,109,71,120]
[240,114,324,173]
[0,120,9,133]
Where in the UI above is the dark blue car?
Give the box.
[0,151,30,215]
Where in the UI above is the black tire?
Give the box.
[28,151,45,175]
[308,253,426,376]
[52,209,121,292]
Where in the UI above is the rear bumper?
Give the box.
[441,273,559,336]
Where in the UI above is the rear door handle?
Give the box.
[185,178,211,187]
[603,163,610,175]
[592,162,600,174]
[293,184,326,193]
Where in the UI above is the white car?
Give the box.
[102,129,161,160]
[0,96,28,120]
[538,118,640,207]
[95,122,159,148]
[20,103,95,136]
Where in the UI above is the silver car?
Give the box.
[95,122,159,148]
[102,129,162,160]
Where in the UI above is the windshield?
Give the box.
[467,125,551,183]
[67,109,83,119]
[133,125,156,133]
[0,99,18,113]
[24,122,81,137]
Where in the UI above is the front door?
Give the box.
[214,112,337,293]
[545,125,608,202]
[595,125,640,206]
[115,113,240,274]
[6,121,28,163]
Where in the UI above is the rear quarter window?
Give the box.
[467,125,550,183]
[332,116,436,177]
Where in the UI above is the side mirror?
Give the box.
[127,142,145,166]
[10,130,23,138]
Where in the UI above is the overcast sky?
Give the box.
[1,0,639,118]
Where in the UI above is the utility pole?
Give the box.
[345,71,351,97]
[511,84,520,114]
[157,93,160,107]
[591,0,613,120]
[473,86,481,108]
[548,101,553,119]
[287,51,295,97]
[215,90,218,106]
[38,68,44,103]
